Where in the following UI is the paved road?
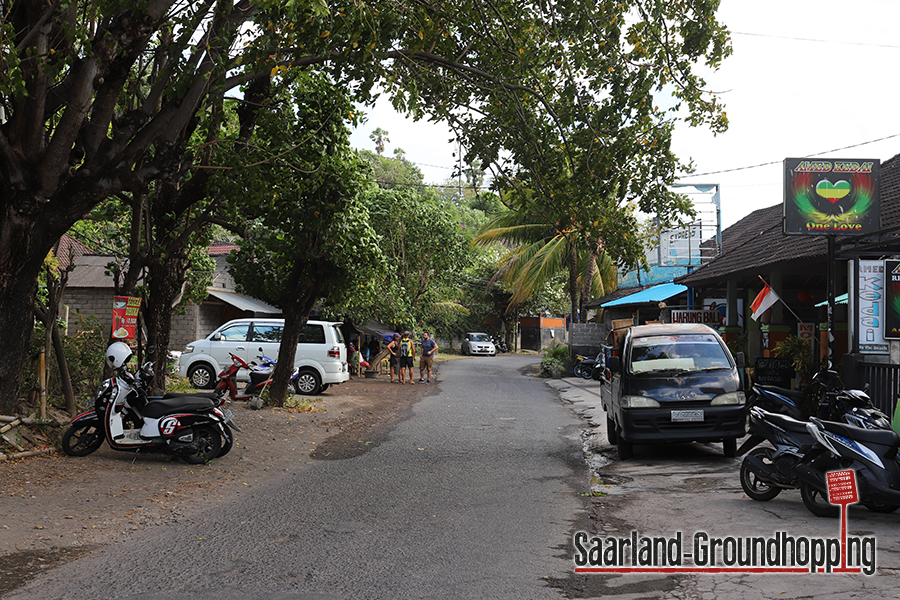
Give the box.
[9,356,587,600]
[548,377,900,600]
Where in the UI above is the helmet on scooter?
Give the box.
[105,342,133,369]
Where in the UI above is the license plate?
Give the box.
[671,409,704,422]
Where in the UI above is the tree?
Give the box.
[362,187,472,330]
[221,74,382,406]
[0,0,730,409]
[475,184,624,322]
[370,128,390,155]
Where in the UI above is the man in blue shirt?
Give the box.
[419,332,437,383]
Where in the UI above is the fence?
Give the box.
[844,357,900,416]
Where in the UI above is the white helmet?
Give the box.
[106,342,133,369]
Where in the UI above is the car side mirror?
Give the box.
[211,333,222,341]
[608,356,621,373]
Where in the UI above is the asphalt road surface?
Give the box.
[8,356,587,600]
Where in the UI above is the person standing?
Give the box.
[387,334,400,383]
[398,331,416,384]
[419,332,437,383]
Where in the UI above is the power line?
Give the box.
[731,30,900,50]
[679,132,900,179]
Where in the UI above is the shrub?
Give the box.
[540,341,569,378]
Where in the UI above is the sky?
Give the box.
[348,0,900,230]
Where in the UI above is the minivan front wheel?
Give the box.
[187,363,216,389]
[293,369,322,395]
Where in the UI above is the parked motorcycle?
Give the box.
[795,417,900,517]
[214,352,277,401]
[738,370,890,502]
[573,353,600,379]
[62,342,235,464]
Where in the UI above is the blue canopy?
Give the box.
[601,282,688,308]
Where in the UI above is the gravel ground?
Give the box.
[0,370,434,596]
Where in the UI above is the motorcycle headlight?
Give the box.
[622,395,660,408]
[711,392,746,406]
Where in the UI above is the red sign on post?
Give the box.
[112,296,142,340]
[826,469,859,572]
[826,470,859,505]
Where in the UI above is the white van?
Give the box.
[177,318,349,395]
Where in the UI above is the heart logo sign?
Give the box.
[815,180,851,204]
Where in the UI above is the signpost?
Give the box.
[784,158,881,367]
[826,469,859,572]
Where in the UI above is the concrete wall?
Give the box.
[569,323,607,357]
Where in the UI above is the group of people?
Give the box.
[386,331,437,384]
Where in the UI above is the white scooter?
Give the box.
[62,342,236,464]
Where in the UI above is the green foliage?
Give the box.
[219,73,384,314]
[540,341,570,378]
[773,335,814,376]
[25,317,106,411]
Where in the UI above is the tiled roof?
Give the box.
[677,153,900,288]
[208,241,240,256]
[52,234,92,271]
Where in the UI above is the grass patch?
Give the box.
[277,396,326,413]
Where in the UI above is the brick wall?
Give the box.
[61,289,206,351]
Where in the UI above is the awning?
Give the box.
[601,282,688,308]
[815,293,848,307]
[206,290,280,314]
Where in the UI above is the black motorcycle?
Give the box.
[739,370,890,502]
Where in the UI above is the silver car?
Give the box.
[462,332,496,356]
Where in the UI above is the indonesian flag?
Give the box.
[750,279,781,321]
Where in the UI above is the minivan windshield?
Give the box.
[629,334,731,374]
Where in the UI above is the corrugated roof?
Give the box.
[206,290,280,314]
[601,282,687,307]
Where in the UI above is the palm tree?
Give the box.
[473,191,618,321]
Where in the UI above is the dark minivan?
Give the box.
[599,323,746,460]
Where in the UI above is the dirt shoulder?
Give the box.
[0,368,440,596]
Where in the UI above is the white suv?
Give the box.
[178,318,349,395]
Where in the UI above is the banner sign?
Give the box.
[754,357,794,388]
[671,309,722,326]
[856,260,889,352]
[885,261,900,340]
[783,158,880,235]
[658,224,702,267]
[112,296,142,339]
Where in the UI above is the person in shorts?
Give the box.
[398,331,416,383]
[419,332,437,383]
[387,334,400,383]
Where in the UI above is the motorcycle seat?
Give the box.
[756,385,805,402]
[143,395,217,419]
[764,411,810,434]
[159,392,221,401]
[819,419,900,448]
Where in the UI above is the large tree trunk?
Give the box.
[0,219,52,413]
[143,255,189,394]
[267,289,321,407]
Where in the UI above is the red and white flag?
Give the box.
[750,279,781,321]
